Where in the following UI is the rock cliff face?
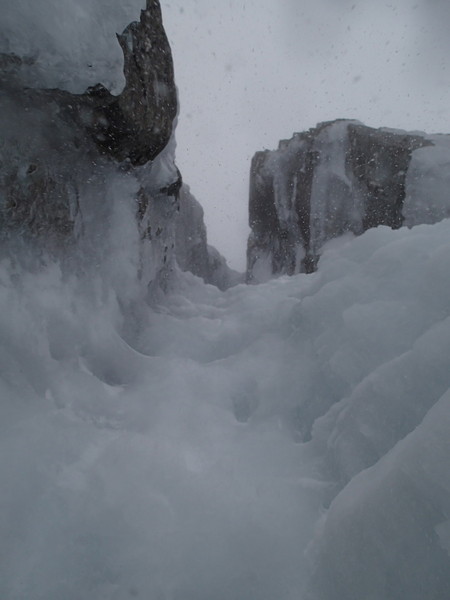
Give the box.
[175,185,243,290]
[97,0,177,166]
[0,0,235,298]
[246,119,439,283]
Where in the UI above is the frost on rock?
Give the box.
[0,0,235,299]
[246,119,450,283]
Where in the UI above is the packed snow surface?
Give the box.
[2,219,450,599]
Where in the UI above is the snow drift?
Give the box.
[2,220,450,599]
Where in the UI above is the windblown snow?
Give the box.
[2,219,450,599]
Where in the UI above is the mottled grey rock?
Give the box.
[101,0,178,165]
[175,185,243,290]
[247,119,430,283]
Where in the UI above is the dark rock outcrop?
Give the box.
[94,0,178,165]
[246,119,431,283]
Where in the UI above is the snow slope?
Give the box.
[2,218,450,599]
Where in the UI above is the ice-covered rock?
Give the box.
[0,0,236,296]
[246,119,450,283]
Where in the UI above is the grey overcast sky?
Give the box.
[160,0,450,271]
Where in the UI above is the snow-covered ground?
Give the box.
[2,0,450,597]
[2,218,450,599]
